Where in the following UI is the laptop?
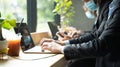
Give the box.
[47,22,59,40]
[14,23,53,54]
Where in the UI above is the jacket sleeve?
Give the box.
[63,8,120,60]
[69,32,96,44]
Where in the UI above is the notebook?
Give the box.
[47,22,59,40]
[14,23,52,54]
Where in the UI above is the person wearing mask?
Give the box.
[56,0,98,41]
[55,0,99,67]
[40,0,120,67]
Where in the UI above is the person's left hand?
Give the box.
[41,42,63,53]
[56,32,71,41]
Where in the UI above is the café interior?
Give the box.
[0,0,96,67]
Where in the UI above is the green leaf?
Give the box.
[2,21,12,30]
[54,0,59,2]
[0,19,16,30]
[7,19,16,27]
[53,0,74,24]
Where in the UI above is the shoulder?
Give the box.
[98,0,111,15]
[109,0,120,18]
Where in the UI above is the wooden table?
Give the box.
[0,32,67,67]
[0,51,67,67]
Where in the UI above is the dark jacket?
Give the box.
[63,0,120,67]
[65,1,112,67]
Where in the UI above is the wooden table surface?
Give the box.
[0,32,67,67]
[0,51,67,67]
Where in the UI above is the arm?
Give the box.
[68,1,110,45]
[63,8,120,60]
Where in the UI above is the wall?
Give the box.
[71,0,95,31]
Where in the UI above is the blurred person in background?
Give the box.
[56,0,98,41]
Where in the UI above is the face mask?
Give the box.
[85,0,98,11]
[85,11,95,19]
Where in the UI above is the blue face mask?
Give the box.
[85,11,95,19]
[85,0,98,11]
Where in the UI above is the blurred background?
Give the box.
[0,0,95,33]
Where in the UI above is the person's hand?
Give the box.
[62,36,71,41]
[68,30,83,38]
[57,26,83,41]
[56,32,71,41]
[41,42,63,53]
[40,38,55,46]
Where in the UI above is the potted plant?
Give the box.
[0,13,16,55]
[53,0,75,30]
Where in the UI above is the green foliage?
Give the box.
[0,12,16,40]
[0,19,16,30]
[53,0,75,25]
[53,0,73,15]
[0,12,16,30]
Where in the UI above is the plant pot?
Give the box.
[0,39,9,60]
[0,40,8,50]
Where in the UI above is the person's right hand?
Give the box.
[40,38,55,46]
[41,41,63,53]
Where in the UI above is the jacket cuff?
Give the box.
[64,40,70,45]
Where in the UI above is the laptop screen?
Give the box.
[47,22,59,40]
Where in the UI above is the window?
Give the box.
[36,0,54,32]
[0,0,27,22]
[0,0,55,33]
